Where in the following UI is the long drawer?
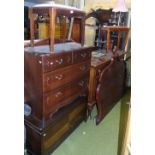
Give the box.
[25,97,86,155]
[42,52,72,73]
[43,61,90,92]
[43,77,88,120]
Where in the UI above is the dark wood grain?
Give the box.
[43,77,89,120]
[29,8,34,46]
[25,97,87,155]
[42,51,72,72]
[24,52,43,121]
[25,5,95,155]
[49,8,56,52]
[43,61,90,92]
[95,57,126,124]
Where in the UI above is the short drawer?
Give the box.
[43,77,88,120]
[73,49,91,64]
[42,52,72,72]
[43,61,90,92]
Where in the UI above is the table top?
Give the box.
[91,50,125,68]
[24,42,92,54]
[101,26,130,31]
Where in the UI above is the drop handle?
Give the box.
[55,74,63,80]
[78,81,85,87]
[56,58,63,64]
[80,65,86,71]
[46,61,54,66]
[81,53,87,58]
[43,133,47,137]
[55,91,63,98]
[50,61,53,65]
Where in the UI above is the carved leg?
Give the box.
[87,102,94,120]
[95,103,104,125]
[96,116,101,125]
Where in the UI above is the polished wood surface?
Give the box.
[95,57,126,124]
[29,5,86,52]
[88,50,125,117]
[25,4,95,155]
[43,61,90,92]
[24,46,93,128]
[49,8,56,52]
[42,51,72,72]
[25,97,87,155]
[43,77,88,120]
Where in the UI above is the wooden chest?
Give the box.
[24,46,94,128]
[24,44,96,154]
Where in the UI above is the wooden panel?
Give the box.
[25,124,42,155]
[117,90,131,155]
[96,58,126,124]
[25,97,87,155]
[43,123,70,150]
[43,61,90,92]
[24,52,43,120]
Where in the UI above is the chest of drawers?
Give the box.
[24,46,94,128]
[24,45,96,154]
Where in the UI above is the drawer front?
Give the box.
[43,77,88,120]
[73,49,91,64]
[42,98,86,151]
[42,52,72,72]
[43,61,90,92]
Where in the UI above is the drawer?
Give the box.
[43,77,88,120]
[25,97,87,155]
[42,52,72,72]
[73,49,91,64]
[43,61,90,92]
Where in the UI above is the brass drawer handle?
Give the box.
[78,80,85,87]
[43,133,46,137]
[55,91,63,98]
[56,58,63,64]
[55,74,63,80]
[50,61,54,65]
[81,53,87,58]
[80,65,86,71]
[46,61,54,66]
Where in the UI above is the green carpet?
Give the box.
[52,102,121,155]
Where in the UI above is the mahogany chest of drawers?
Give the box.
[24,44,95,154]
[24,4,97,154]
[24,46,94,128]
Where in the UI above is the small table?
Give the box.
[100,26,130,52]
[88,50,125,118]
